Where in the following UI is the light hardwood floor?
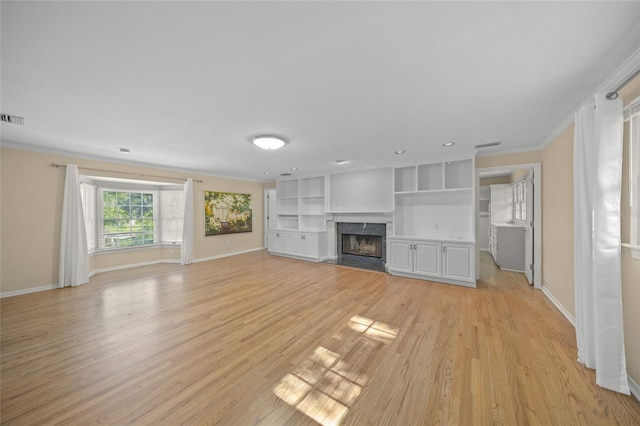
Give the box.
[2,250,639,425]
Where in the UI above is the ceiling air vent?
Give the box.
[475,141,501,149]
[1,114,25,125]
[280,173,292,177]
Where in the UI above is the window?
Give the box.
[80,178,184,253]
[101,189,157,248]
[628,96,640,259]
[513,179,527,224]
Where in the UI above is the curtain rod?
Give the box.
[51,163,203,183]
[606,68,640,100]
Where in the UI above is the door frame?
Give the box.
[264,187,276,249]
[475,163,542,289]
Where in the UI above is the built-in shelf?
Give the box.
[275,176,326,231]
[393,159,475,240]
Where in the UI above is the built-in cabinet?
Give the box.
[389,159,476,287]
[271,176,328,261]
[388,238,475,286]
[269,158,477,287]
[490,224,526,272]
[276,176,326,231]
[268,230,327,261]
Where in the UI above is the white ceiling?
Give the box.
[2,1,639,182]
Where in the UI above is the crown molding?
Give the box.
[539,46,640,149]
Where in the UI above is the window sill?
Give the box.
[89,243,182,256]
[621,243,640,260]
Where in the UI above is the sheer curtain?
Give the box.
[59,164,89,287]
[181,178,194,265]
[574,93,629,394]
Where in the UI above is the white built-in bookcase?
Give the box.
[275,176,326,231]
[393,159,474,240]
[272,159,475,241]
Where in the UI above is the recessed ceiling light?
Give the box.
[443,142,455,147]
[119,148,131,154]
[291,167,298,171]
[264,171,271,175]
[395,150,406,154]
[251,135,287,150]
[334,160,347,165]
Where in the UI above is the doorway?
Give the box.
[475,163,541,289]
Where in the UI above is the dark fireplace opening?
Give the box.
[342,234,383,258]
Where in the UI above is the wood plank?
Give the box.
[1,250,639,425]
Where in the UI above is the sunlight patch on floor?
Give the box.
[273,315,398,426]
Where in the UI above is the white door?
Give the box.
[414,241,441,277]
[442,244,473,282]
[388,240,412,273]
[524,171,534,284]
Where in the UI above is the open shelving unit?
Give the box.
[275,176,326,231]
[393,159,474,240]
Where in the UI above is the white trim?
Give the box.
[0,284,60,298]
[193,247,265,263]
[540,47,640,149]
[629,375,640,402]
[0,248,266,298]
[475,163,542,290]
[2,141,266,183]
[541,286,576,327]
[621,243,640,260]
[88,259,180,276]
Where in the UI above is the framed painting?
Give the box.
[204,191,252,236]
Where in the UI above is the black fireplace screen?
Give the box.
[342,233,383,258]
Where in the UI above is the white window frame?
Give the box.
[513,178,527,225]
[626,96,640,259]
[80,177,184,254]
[98,187,160,250]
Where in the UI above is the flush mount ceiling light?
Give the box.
[251,135,287,150]
[443,142,455,147]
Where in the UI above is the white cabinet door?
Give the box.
[290,233,305,256]
[388,240,412,273]
[442,243,473,282]
[279,232,292,254]
[268,231,280,252]
[414,241,441,277]
[304,234,319,258]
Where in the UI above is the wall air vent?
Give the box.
[475,141,502,149]
[1,114,25,125]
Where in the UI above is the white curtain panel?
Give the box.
[59,164,90,287]
[573,93,629,394]
[181,178,194,265]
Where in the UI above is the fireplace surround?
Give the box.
[335,222,386,272]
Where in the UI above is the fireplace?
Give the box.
[335,222,386,272]
[342,234,382,258]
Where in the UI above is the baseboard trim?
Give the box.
[89,259,181,276]
[0,284,60,298]
[1,248,266,298]
[629,375,640,402]
[541,286,576,327]
[193,247,264,263]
